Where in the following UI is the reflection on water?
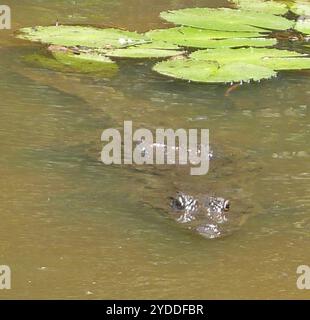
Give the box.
[0,0,310,299]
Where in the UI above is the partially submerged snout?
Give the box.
[169,192,232,239]
[170,192,230,214]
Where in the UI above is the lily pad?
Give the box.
[160,8,294,32]
[134,41,180,50]
[23,53,71,72]
[53,51,114,65]
[261,57,310,70]
[229,0,288,15]
[190,47,310,71]
[290,1,310,16]
[295,19,310,35]
[104,40,183,58]
[146,27,271,48]
[17,3,310,85]
[24,51,118,75]
[18,25,147,49]
[105,47,183,58]
[153,59,276,83]
[171,37,277,49]
[190,47,305,64]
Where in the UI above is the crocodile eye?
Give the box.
[224,200,230,211]
[172,195,185,210]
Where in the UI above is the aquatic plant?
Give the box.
[229,0,289,15]
[295,18,310,35]
[290,1,310,16]
[146,27,277,48]
[19,26,148,48]
[153,48,310,83]
[160,7,294,32]
[18,0,310,83]
[23,51,119,76]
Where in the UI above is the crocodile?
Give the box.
[131,140,240,239]
[11,49,258,240]
[170,192,230,239]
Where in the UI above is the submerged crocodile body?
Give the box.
[13,56,256,240]
[133,140,237,239]
[133,139,214,163]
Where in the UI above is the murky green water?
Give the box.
[0,0,310,299]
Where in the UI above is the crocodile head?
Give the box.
[170,192,231,235]
[170,192,230,214]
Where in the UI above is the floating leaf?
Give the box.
[153,59,218,82]
[261,57,310,70]
[146,27,265,48]
[190,47,310,71]
[18,26,147,48]
[290,1,310,16]
[53,51,113,64]
[295,19,310,35]
[153,59,276,83]
[229,0,288,15]
[190,47,305,62]
[160,8,294,32]
[105,47,183,58]
[23,52,118,76]
[23,53,71,72]
[134,41,180,50]
[104,41,183,58]
[170,37,277,48]
[17,3,310,85]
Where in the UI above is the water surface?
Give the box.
[0,0,310,299]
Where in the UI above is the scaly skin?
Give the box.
[170,192,230,239]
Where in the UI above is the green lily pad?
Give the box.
[17,4,310,85]
[24,51,118,76]
[23,53,70,72]
[153,59,276,83]
[172,37,277,49]
[290,1,310,16]
[190,47,310,71]
[295,19,310,35]
[53,51,114,65]
[160,8,294,32]
[18,25,147,48]
[146,27,271,48]
[229,0,288,15]
[154,47,310,83]
[261,57,310,70]
[190,47,305,63]
[105,47,183,58]
[134,41,180,50]
[103,40,183,58]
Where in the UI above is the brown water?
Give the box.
[0,0,310,299]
